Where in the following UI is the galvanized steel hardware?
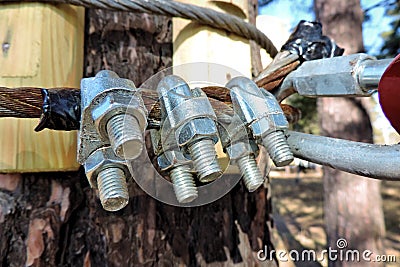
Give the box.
[79,70,148,162]
[151,129,198,203]
[157,75,223,183]
[228,77,294,167]
[84,146,130,211]
[76,54,399,211]
[217,113,264,192]
[277,53,393,100]
[78,70,148,211]
[286,131,400,180]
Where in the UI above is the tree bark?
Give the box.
[314,1,386,266]
[0,9,276,267]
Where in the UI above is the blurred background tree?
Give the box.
[314,1,386,266]
[259,0,400,135]
[260,1,389,266]
[380,0,400,57]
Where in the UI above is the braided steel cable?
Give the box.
[0,86,301,125]
[0,87,42,118]
[0,0,278,57]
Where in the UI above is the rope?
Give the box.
[1,0,278,57]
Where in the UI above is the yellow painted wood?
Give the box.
[173,2,289,76]
[173,0,252,78]
[0,3,84,172]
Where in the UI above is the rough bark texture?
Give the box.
[314,1,386,266]
[0,9,276,267]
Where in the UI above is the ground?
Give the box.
[270,169,400,267]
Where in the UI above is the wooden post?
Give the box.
[173,0,252,77]
[0,3,84,172]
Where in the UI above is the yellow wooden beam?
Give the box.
[173,0,252,78]
[0,3,84,172]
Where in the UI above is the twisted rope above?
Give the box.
[1,0,278,57]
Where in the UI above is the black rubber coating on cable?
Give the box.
[35,89,81,131]
[281,20,344,61]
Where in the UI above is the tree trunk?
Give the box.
[0,8,276,267]
[314,0,386,266]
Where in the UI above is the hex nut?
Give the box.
[84,147,129,188]
[250,116,288,139]
[91,92,147,141]
[217,118,249,149]
[157,149,191,171]
[177,118,219,147]
[226,142,253,162]
[78,72,143,163]
[285,53,375,97]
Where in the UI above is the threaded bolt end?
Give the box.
[263,131,294,167]
[188,139,222,183]
[170,165,198,203]
[107,114,143,160]
[237,155,264,192]
[97,167,129,211]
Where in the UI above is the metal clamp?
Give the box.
[228,77,294,167]
[157,75,222,182]
[79,70,148,162]
[78,70,148,211]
